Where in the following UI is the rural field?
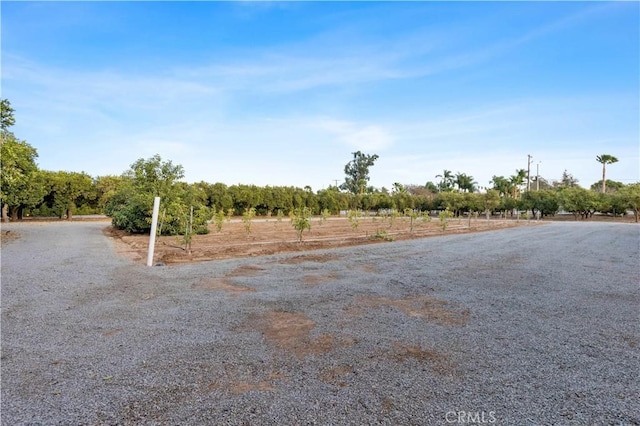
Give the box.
[1,220,638,425]
[107,215,539,264]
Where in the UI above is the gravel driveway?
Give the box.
[2,221,638,425]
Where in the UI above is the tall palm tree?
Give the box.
[596,154,618,193]
[455,172,477,193]
[490,175,512,197]
[435,170,454,192]
[509,169,527,198]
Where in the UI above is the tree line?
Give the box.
[2,99,639,234]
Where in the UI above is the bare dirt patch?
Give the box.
[390,343,456,374]
[104,217,539,265]
[191,264,265,293]
[1,230,19,246]
[319,365,354,387]
[276,253,340,264]
[101,328,122,337]
[349,295,470,326]
[191,278,255,293]
[358,264,378,273]
[229,381,275,395]
[207,370,289,395]
[245,310,350,359]
[226,264,266,277]
[303,273,340,286]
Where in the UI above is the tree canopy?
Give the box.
[1,99,44,220]
[341,151,379,195]
[1,99,16,130]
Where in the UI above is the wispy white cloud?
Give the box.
[310,118,394,151]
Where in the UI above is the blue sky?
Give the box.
[2,1,638,191]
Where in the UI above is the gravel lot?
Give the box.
[2,221,638,425]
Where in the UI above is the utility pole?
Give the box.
[536,161,541,191]
[526,154,532,192]
[333,179,339,188]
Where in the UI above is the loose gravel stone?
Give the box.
[1,221,638,425]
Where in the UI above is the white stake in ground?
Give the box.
[146,197,161,267]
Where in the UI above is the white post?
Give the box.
[146,197,161,267]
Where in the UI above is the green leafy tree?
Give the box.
[318,187,349,214]
[559,187,597,220]
[242,207,256,234]
[341,151,379,197]
[439,209,454,230]
[436,191,464,216]
[617,183,640,222]
[590,179,624,193]
[463,193,483,216]
[424,181,439,194]
[392,190,414,212]
[0,104,44,221]
[403,208,419,233]
[213,208,226,232]
[204,182,234,212]
[44,171,95,220]
[4,168,47,220]
[554,170,579,188]
[320,208,331,224]
[105,155,198,234]
[481,190,501,220]
[521,190,560,218]
[347,209,362,231]
[596,154,618,194]
[94,175,127,211]
[291,207,312,242]
[1,99,16,130]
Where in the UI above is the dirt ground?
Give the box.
[105,215,541,265]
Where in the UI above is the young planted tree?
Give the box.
[404,208,418,233]
[438,209,454,231]
[347,209,362,231]
[596,154,619,194]
[213,208,225,232]
[320,208,331,224]
[242,207,256,234]
[291,207,312,242]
